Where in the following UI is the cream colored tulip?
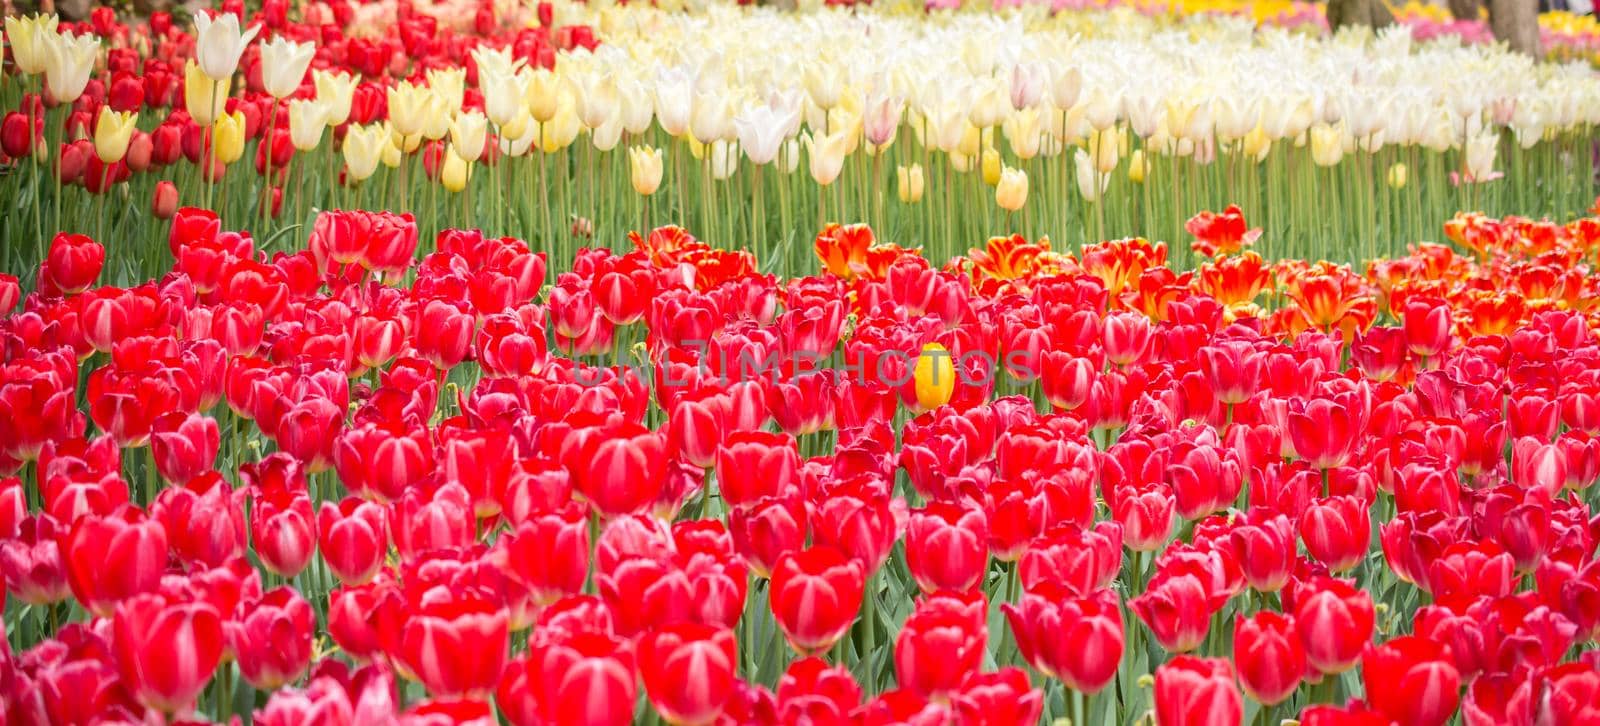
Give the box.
[288,99,328,152]
[427,67,468,112]
[5,14,59,76]
[1075,148,1108,202]
[575,73,620,131]
[451,111,489,163]
[1309,123,1345,167]
[93,108,138,164]
[343,123,388,181]
[387,82,432,138]
[898,163,924,203]
[314,70,357,127]
[259,37,315,99]
[42,31,97,105]
[654,68,694,138]
[1386,162,1407,189]
[1465,131,1499,181]
[629,145,664,196]
[1003,108,1043,160]
[805,130,849,186]
[193,12,260,82]
[995,165,1028,211]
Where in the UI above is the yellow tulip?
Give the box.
[212,111,247,165]
[981,148,1002,186]
[441,145,471,192]
[525,69,564,124]
[185,60,229,127]
[897,164,925,203]
[913,343,956,411]
[1241,125,1272,162]
[1386,162,1408,189]
[995,164,1028,211]
[629,145,664,196]
[1128,149,1148,184]
[93,108,139,164]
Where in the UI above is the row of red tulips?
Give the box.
[5,203,1600,724]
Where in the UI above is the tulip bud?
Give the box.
[995,165,1028,211]
[897,163,924,203]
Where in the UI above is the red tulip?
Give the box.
[502,505,590,606]
[146,180,180,223]
[1537,662,1600,724]
[714,430,800,507]
[317,496,389,585]
[390,482,474,562]
[64,506,168,617]
[153,474,248,568]
[42,232,105,294]
[333,423,435,503]
[1402,297,1453,358]
[1300,495,1371,573]
[250,482,316,578]
[811,477,900,576]
[112,592,225,713]
[777,656,863,724]
[1287,397,1363,470]
[1109,481,1177,552]
[769,546,864,655]
[229,586,316,689]
[1233,611,1305,705]
[1427,540,1516,601]
[638,624,739,725]
[1229,509,1296,592]
[1293,576,1375,674]
[1152,656,1243,726]
[948,668,1045,726]
[150,411,220,485]
[894,591,987,698]
[1019,521,1123,595]
[572,421,667,518]
[1102,312,1153,367]
[1362,636,1462,726]
[497,634,636,726]
[1131,566,1213,653]
[1,514,72,605]
[0,273,20,313]
[415,299,476,370]
[1002,584,1123,693]
[396,596,509,698]
[1462,673,1535,726]
[729,493,808,578]
[905,502,989,594]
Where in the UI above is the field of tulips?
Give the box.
[10,1,1600,726]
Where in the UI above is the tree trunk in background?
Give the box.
[1489,0,1542,56]
[1448,0,1483,20]
[1325,0,1396,31]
